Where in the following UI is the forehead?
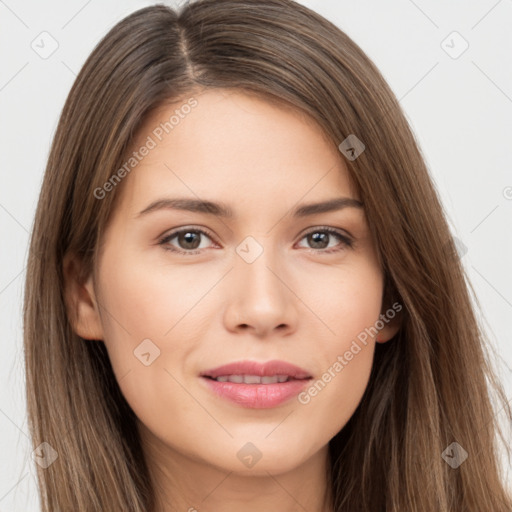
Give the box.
[118,89,358,214]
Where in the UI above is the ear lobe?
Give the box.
[376,281,403,343]
[376,320,400,343]
[375,303,403,343]
[62,252,104,341]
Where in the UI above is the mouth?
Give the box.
[200,359,312,381]
[202,374,308,384]
[199,360,313,408]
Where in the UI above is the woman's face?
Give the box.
[71,89,397,476]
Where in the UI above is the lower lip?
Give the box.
[201,377,310,408]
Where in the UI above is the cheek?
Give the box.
[93,240,384,465]
[97,251,204,348]
[306,256,383,341]
[296,328,376,447]
[104,254,221,329]
[94,253,208,415]
[294,263,382,438]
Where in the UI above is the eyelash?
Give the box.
[157,226,354,256]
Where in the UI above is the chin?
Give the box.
[206,440,318,476]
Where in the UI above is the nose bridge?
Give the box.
[234,233,283,295]
[226,233,297,334]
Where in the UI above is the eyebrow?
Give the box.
[137,196,364,219]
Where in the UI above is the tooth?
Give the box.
[217,375,290,384]
[243,375,262,384]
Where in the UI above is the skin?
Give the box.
[64,89,400,512]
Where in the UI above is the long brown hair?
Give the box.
[24,1,511,510]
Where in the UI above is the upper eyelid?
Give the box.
[159,225,353,245]
[160,226,216,242]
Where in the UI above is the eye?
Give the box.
[158,226,354,256]
[297,226,353,254]
[158,227,217,255]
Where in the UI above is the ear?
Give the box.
[375,317,401,343]
[375,292,403,344]
[62,252,104,341]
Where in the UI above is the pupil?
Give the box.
[177,231,330,251]
[180,231,200,249]
[309,232,328,249]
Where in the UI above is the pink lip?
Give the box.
[200,360,312,409]
[200,360,312,380]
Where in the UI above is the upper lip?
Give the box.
[200,360,312,380]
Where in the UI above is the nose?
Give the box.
[223,242,299,338]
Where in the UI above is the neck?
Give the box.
[139,425,333,512]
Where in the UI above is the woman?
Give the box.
[23,0,511,510]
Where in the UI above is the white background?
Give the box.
[0,0,511,509]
